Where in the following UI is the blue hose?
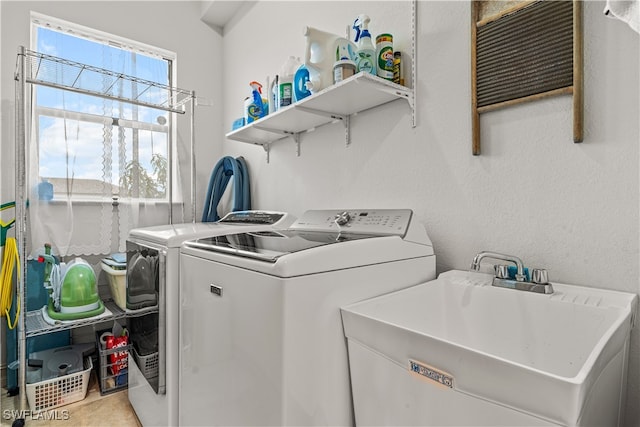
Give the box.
[202,156,251,222]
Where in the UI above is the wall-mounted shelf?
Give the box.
[226,72,414,161]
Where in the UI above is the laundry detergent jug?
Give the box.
[293,64,314,102]
[302,26,343,93]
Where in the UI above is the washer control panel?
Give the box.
[290,209,413,236]
[219,210,291,225]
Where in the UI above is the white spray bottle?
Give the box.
[353,15,376,76]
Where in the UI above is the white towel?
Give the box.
[604,0,640,34]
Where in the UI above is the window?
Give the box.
[31,13,175,200]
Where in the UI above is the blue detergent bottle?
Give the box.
[353,15,376,76]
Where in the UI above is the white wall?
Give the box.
[221,1,640,425]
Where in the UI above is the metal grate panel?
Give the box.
[23,49,192,113]
[476,0,574,108]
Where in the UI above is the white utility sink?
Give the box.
[341,270,637,426]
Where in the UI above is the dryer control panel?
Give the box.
[290,209,413,236]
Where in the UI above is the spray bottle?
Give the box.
[244,81,268,124]
[353,15,376,76]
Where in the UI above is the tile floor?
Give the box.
[2,370,141,427]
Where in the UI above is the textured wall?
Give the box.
[221,1,639,425]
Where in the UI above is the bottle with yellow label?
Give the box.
[376,33,394,81]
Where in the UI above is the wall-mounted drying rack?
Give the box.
[23,49,193,113]
[226,70,414,163]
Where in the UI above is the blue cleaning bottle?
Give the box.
[244,81,268,124]
[353,15,376,76]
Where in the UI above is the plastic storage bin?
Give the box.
[96,331,130,395]
[133,346,159,379]
[26,357,92,411]
[101,262,126,310]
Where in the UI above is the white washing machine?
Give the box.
[125,211,295,427]
[178,209,436,426]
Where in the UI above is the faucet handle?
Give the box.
[494,264,510,279]
[531,268,549,284]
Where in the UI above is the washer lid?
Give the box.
[184,230,377,262]
[127,211,294,247]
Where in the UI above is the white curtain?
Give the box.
[26,87,187,258]
[26,19,193,259]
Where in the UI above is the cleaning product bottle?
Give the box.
[244,81,268,124]
[270,75,279,113]
[376,33,394,80]
[353,15,376,76]
[277,56,299,109]
[333,38,357,83]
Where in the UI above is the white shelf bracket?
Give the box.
[295,105,347,123]
[263,144,270,163]
[293,133,301,156]
[251,125,301,160]
[229,134,265,144]
[252,125,295,139]
[295,105,350,147]
[374,86,412,100]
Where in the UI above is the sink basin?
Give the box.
[341,270,637,426]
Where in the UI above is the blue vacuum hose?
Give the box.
[202,156,251,222]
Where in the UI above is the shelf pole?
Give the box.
[190,92,196,222]
[15,45,29,416]
[345,115,351,147]
[412,0,417,128]
[168,97,174,224]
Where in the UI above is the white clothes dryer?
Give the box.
[125,211,295,427]
[178,209,436,426]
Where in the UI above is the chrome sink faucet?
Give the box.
[470,251,554,294]
[470,251,527,281]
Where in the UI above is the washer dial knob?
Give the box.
[334,211,352,226]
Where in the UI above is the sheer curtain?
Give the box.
[27,16,190,258]
[27,89,184,257]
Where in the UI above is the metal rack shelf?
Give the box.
[14,45,196,413]
[26,300,123,337]
[22,49,192,114]
[25,301,159,338]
